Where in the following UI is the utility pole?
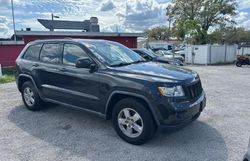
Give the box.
[11,0,16,41]
[51,13,59,31]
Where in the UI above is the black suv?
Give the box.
[16,39,206,145]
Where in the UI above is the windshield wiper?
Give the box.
[110,62,131,67]
[130,60,146,64]
[110,60,146,67]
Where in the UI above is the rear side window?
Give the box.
[23,44,42,61]
[63,44,89,66]
[40,43,62,64]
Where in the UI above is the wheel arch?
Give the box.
[105,91,160,125]
[17,74,38,92]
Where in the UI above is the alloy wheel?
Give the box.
[117,108,144,138]
[23,87,35,106]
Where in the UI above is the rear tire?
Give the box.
[112,98,156,145]
[21,81,44,111]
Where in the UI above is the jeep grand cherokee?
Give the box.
[15,39,206,145]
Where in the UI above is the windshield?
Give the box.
[82,41,145,67]
[141,49,157,58]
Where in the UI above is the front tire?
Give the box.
[112,98,156,145]
[21,81,44,111]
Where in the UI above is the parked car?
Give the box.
[244,139,250,161]
[236,54,250,67]
[155,50,185,62]
[151,47,168,52]
[132,48,183,66]
[16,39,206,145]
[174,50,185,60]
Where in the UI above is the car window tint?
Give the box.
[23,44,42,61]
[40,43,61,64]
[63,44,88,66]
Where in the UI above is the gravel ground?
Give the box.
[0,65,250,161]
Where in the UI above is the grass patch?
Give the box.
[2,66,16,75]
[0,66,16,84]
[0,75,15,84]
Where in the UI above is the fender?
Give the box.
[105,90,160,125]
[17,74,44,99]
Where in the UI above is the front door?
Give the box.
[55,43,100,112]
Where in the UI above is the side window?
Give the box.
[63,44,88,66]
[23,44,42,61]
[40,43,62,64]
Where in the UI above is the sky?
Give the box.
[0,0,250,38]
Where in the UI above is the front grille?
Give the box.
[184,80,202,99]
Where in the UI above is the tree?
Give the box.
[145,27,170,40]
[167,0,237,44]
[208,27,250,45]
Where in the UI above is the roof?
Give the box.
[27,38,131,46]
[30,38,112,43]
[15,30,145,37]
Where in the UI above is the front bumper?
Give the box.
[155,91,206,130]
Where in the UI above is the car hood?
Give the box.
[110,62,197,82]
[155,56,179,63]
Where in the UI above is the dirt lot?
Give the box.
[0,65,249,161]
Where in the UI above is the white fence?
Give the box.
[185,45,237,65]
[0,64,2,77]
[238,47,250,55]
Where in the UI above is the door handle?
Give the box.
[32,63,39,67]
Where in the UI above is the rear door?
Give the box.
[36,42,64,100]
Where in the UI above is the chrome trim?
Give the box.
[189,91,205,108]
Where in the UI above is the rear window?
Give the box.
[40,43,62,64]
[23,44,42,61]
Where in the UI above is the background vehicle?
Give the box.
[133,48,183,66]
[16,39,205,145]
[151,47,169,52]
[174,50,185,60]
[236,54,250,67]
[155,50,185,63]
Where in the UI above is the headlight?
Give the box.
[158,86,185,97]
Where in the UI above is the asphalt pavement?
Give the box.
[0,65,249,161]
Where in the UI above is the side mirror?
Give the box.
[75,58,92,68]
[75,58,98,72]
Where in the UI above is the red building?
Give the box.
[0,30,144,67]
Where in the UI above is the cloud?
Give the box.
[0,0,9,5]
[1,0,250,39]
[98,0,115,11]
[236,0,250,10]
[0,16,12,38]
[235,11,249,22]
[0,0,170,35]
[117,0,169,31]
